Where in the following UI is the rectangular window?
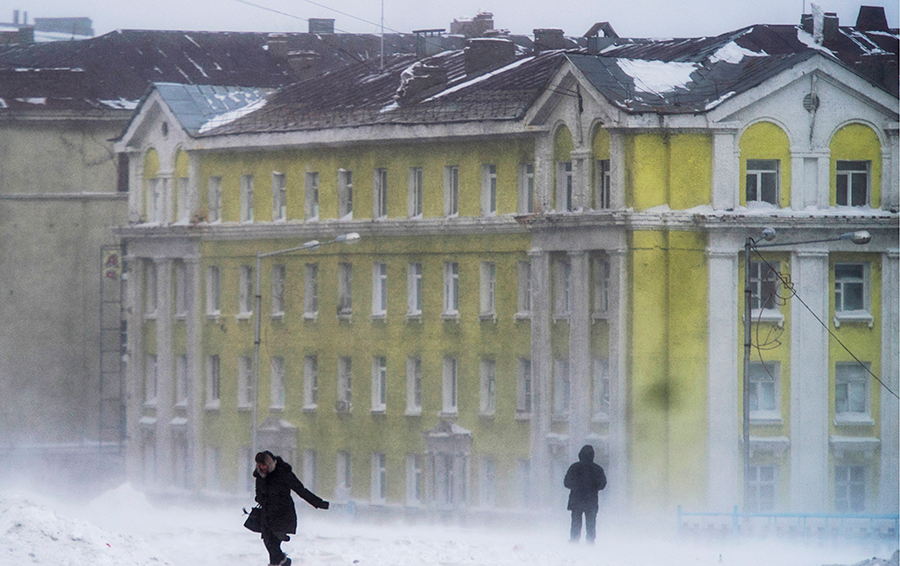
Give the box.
[749,361,780,418]
[271,264,285,315]
[835,362,870,419]
[270,356,285,409]
[337,356,352,410]
[479,457,496,508]
[835,263,867,313]
[372,262,387,317]
[237,355,253,408]
[517,358,532,415]
[747,465,777,512]
[175,354,188,406]
[207,354,220,407]
[304,355,318,409]
[338,169,353,218]
[372,356,387,412]
[557,161,573,211]
[406,453,423,506]
[595,159,611,209]
[835,465,866,512]
[337,262,353,316]
[746,159,779,205]
[174,260,187,317]
[593,257,610,315]
[836,160,869,207]
[208,176,222,222]
[305,172,319,220]
[371,453,387,504]
[177,177,189,223]
[480,358,496,416]
[553,358,570,415]
[407,263,423,316]
[373,168,388,219]
[303,449,317,491]
[518,163,534,213]
[749,261,780,311]
[592,359,610,420]
[144,354,157,405]
[444,262,459,315]
[240,174,254,222]
[304,264,318,316]
[336,451,351,501]
[238,265,253,315]
[554,258,571,317]
[272,172,287,221]
[145,262,158,316]
[517,260,532,315]
[480,262,496,317]
[444,166,459,216]
[408,167,423,218]
[481,164,497,216]
[407,356,422,414]
[207,266,220,315]
[442,356,458,414]
[147,178,165,223]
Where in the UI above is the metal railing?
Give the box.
[677,506,899,538]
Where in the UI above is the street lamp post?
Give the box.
[741,228,870,510]
[251,233,360,458]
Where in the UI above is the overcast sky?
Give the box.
[3,0,898,39]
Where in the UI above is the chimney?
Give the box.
[533,28,566,54]
[13,10,18,25]
[414,29,445,59]
[464,37,516,75]
[584,22,619,54]
[856,6,889,31]
[800,13,814,34]
[308,18,334,34]
[823,12,839,41]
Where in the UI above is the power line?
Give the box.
[749,245,899,401]
[230,0,403,35]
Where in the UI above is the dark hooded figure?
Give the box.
[563,444,607,543]
[254,451,329,566]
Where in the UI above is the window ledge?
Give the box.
[479,313,497,323]
[336,313,352,322]
[834,415,875,427]
[235,313,252,321]
[834,312,874,328]
[370,313,386,322]
[479,412,495,420]
[592,413,611,423]
[174,401,187,409]
[553,313,570,322]
[174,313,187,321]
[514,312,531,321]
[404,409,422,417]
[302,313,318,322]
[271,312,285,321]
[206,312,221,320]
[143,401,157,409]
[745,309,784,327]
[302,406,317,413]
[370,408,386,415]
[406,312,423,323]
[205,402,220,411]
[438,411,458,418]
[552,412,570,422]
[270,406,284,413]
[237,405,252,412]
[515,411,532,421]
[750,414,783,426]
[441,313,459,322]
[144,312,158,321]
[591,312,609,323]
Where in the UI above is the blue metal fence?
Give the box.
[677,506,900,538]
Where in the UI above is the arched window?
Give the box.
[592,126,611,209]
[553,125,574,212]
[739,122,790,208]
[143,149,162,223]
[830,124,881,208]
[174,150,190,223]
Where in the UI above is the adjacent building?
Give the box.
[114,7,898,517]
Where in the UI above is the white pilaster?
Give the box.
[607,248,628,509]
[880,250,899,513]
[882,126,899,211]
[568,250,590,461]
[124,256,144,484]
[528,249,552,506]
[609,131,626,210]
[711,129,737,210]
[187,256,203,491]
[706,247,741,510]
[789,249,830,512]
[155,258,174,486]
[534,137,554,213]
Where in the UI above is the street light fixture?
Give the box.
[251,233,361,457]
[741,228,870,510]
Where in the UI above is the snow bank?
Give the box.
[0,493,169,566]
[617,59,698,95]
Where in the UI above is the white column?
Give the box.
[186,256,203,491]
[124,255,144,483]
[711,128,737,210]
[706,247,741,510]
[609,131,626,210]
[790,154,806,210]
[607,248,628,509]
[528,249,552,507]
[816,155,831,209]
[880,250,899,513]
[189,152,202,221]
[789,249,830,512]
[128,152,143,223]
[155,258,173,486]
[534,137,554,214]
[882,127,899,211]
[571,149,592,211]
[568,250,590,461]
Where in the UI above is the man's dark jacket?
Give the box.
[254,454,327,534]
[564,445,607,512]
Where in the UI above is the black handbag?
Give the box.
[243,506,262,533]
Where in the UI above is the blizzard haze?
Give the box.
[6,0,899,39]
[1,483,897,566]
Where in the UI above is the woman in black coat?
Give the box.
[563,444,607,543]
[254,451,329,566]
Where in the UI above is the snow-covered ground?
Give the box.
[1,483,896,566]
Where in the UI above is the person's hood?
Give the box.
[254,451,278,478]
[578,444,595,463]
